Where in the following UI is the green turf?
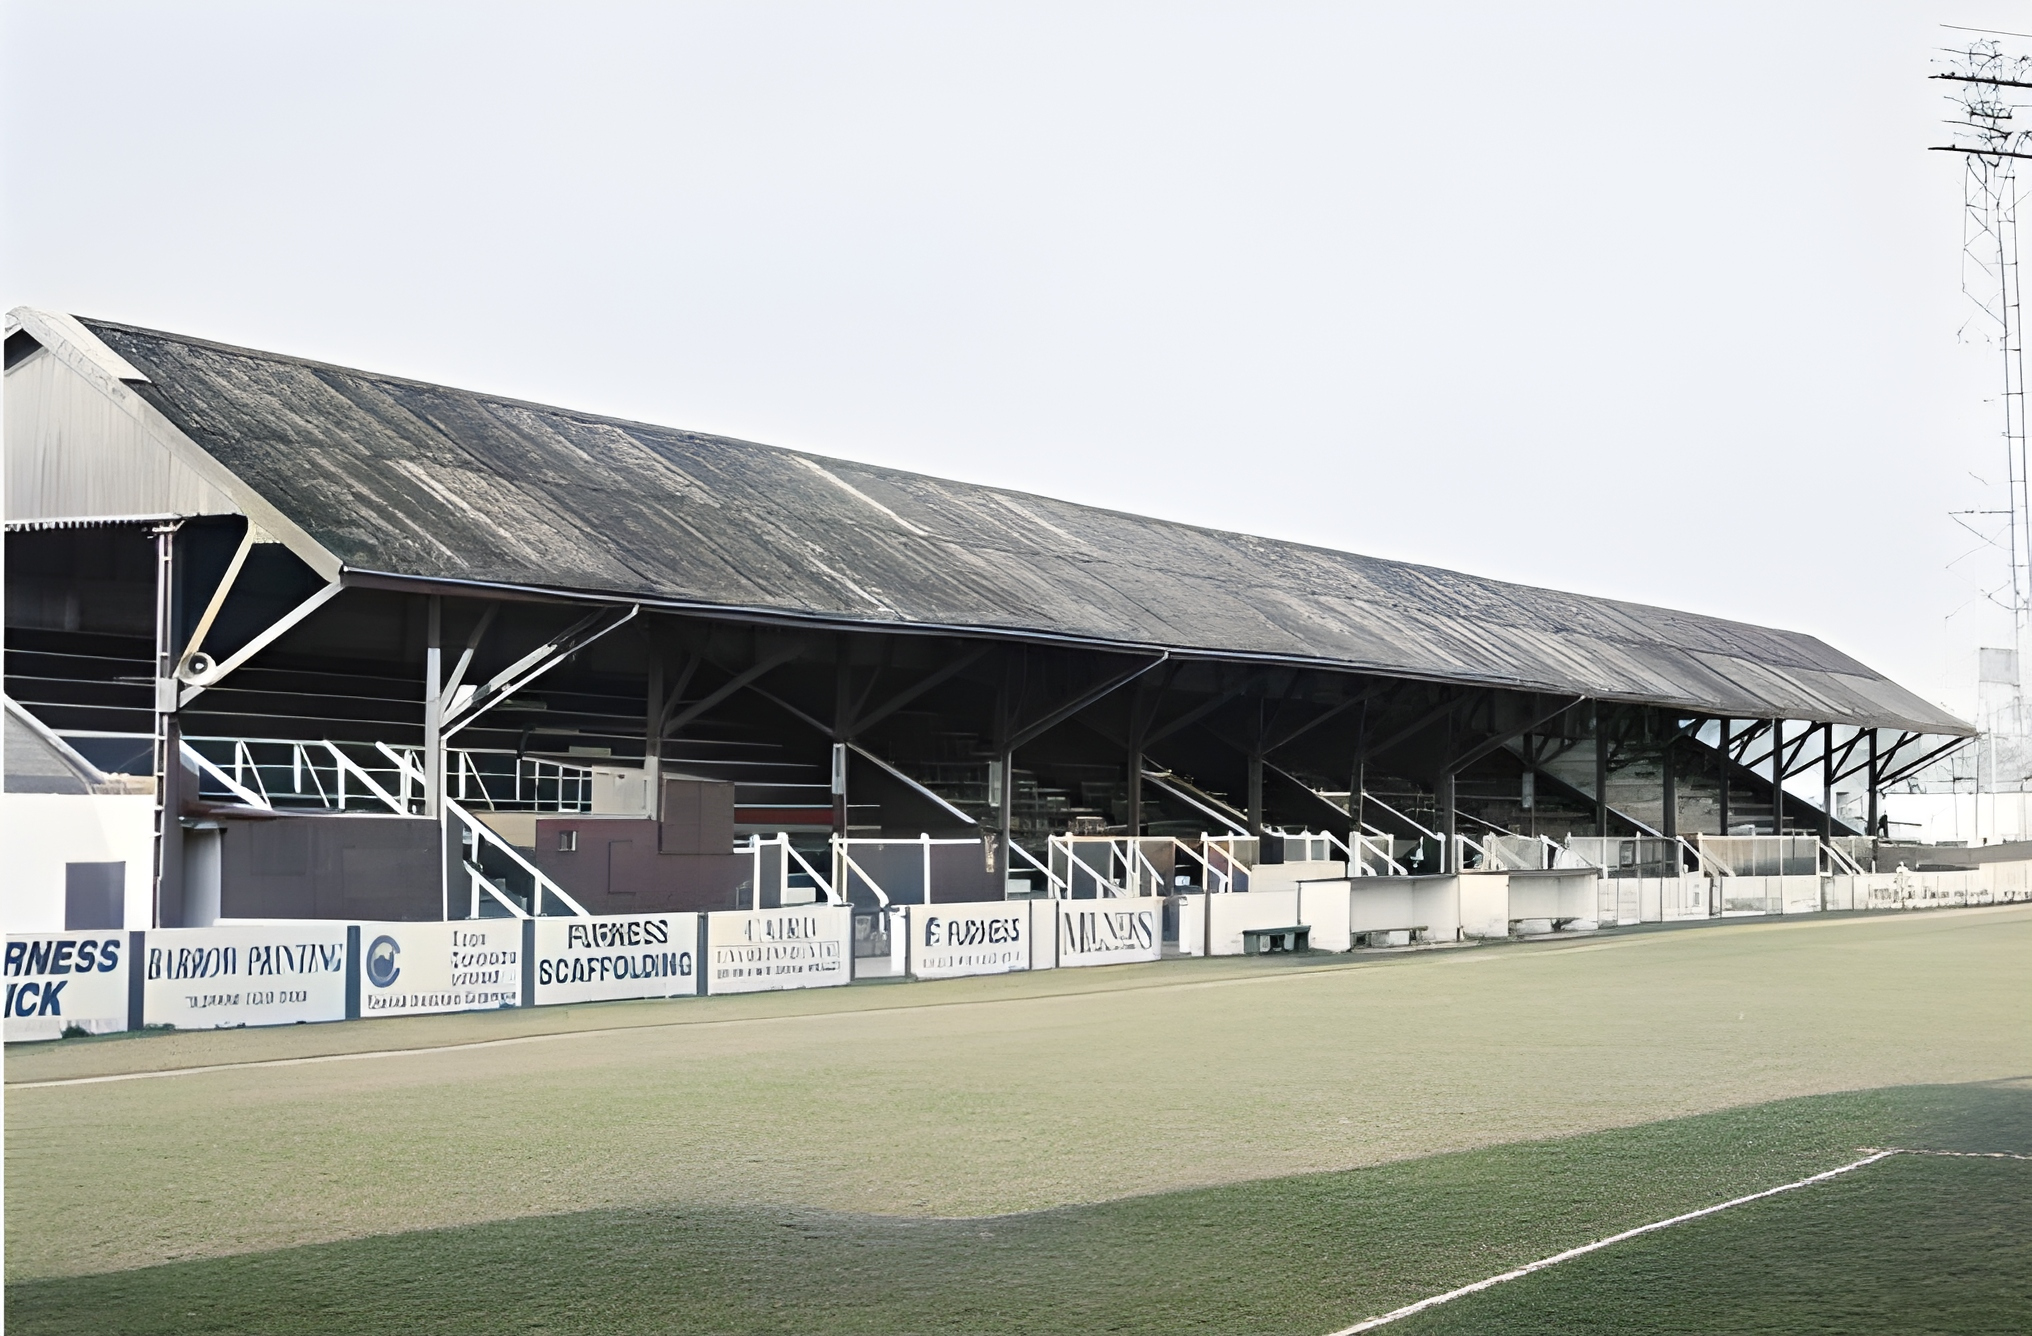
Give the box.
[8,1082,2027,1335]
[12,908,2029,1282]
[1396,1152,2031,1335]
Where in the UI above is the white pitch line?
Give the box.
[1324,1150,1902,1335]
[5,1029,596,1089]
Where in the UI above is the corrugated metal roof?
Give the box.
[71,316,1969,735]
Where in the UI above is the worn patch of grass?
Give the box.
[8,908,2028,1280]
[7,1083,2028,1335]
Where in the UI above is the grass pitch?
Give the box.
[1395,1143,2031,1335]
[7,1084,2028,1335]
[7,906,2030,1333]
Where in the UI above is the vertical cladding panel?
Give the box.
[4,342,238,522]
[659,778,734,855]
[699,781,735,853]
[535,816,751,914]
[220,815,441,922]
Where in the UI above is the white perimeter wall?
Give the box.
[1176,890,1300,956]
[0,793,154,931]
[1883,792,2032,846]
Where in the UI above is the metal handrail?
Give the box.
[1007,838,1067,897]
[1821,839,1867,877]
[1185,836,1241,894]
[789,839,839,903]
[180,740,269,809]
[447,797,589,917]
[835,846,892,908]
[1677,836,1728,878]
[466,862,532,919]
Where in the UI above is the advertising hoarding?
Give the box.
[903,901,1029,980]
[533,913,699,1005]
[1054,897,1163,969]
[704,905,851,995]
[4,932,130,1041]
[358,920,521,1018]
[142,925,348,1029]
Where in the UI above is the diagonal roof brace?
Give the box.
[1007,654,1170,752]
[444,605,639,737]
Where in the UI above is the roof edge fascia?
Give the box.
[6,307,343,582]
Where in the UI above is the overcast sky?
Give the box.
[5,2,2027,717]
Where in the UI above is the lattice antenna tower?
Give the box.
[1935,32,2032,720]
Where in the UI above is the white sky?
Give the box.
[5,1,2028,718]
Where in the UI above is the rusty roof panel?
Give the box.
[80,317,1969,735]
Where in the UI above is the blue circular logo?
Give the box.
[365,934,401,989]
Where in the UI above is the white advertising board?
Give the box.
[143,925,348,1029]
[1054,898,1164,969]
[4,932,130,1041]
[359,920,521,1017]
[704,905,851,994]
[904,901,1029,980]
[533,913,699,1005]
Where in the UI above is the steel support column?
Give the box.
[423,596,443,818]
[832,645,851,838]
[644,659,663,820]
[150,521,185,929]
[1820,722,1834,841]
[1771,719,1785,835]
[1867,728,1880,838]
[1126,746,1142,837]
[1438,769,1457,873]
[1593,705,1609,837]
[1661,730,1677,840]
[1717,718,1731,835]
[993,674,1013,884]
[1246,752,1265,838]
